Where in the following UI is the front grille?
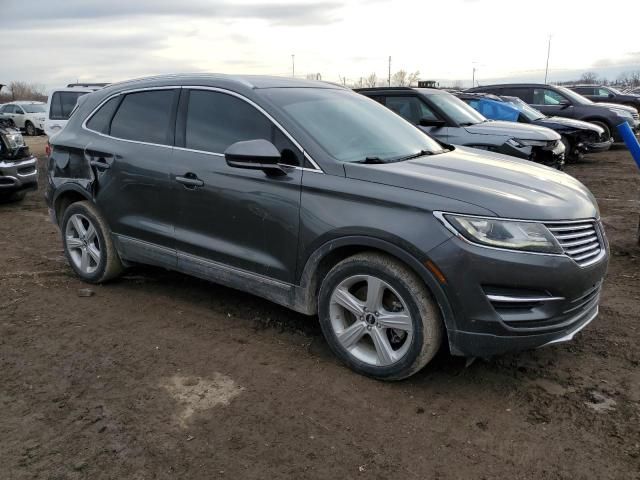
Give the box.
[545,220,604,266]
[562,282,601,315]
[17,165,36,175]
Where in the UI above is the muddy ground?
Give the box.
[1,136,639,479]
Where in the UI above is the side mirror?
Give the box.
[419,118,446,128]
[224,139,285,175]
[608,93,615,99]
[559,100,571,109]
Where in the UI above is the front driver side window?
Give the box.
[596,88,611,97]
[185,90,302,166]
[533,88,567,105]
[384,96,438,124]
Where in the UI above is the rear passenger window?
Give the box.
[86,96,121,134]
[110,90,176,145]
[185,90,272,153]
[500,88,532,103]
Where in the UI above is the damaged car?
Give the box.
[456,92,612,161]
[356,87,565,169]
[0,118,38,201]
[46,75,608,380]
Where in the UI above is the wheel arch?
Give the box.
[52,183,93,226]
[295,236,456,334]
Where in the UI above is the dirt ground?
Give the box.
[1,136,639,480]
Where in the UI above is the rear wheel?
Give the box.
[61,201,123,283]
[24,121,36,136]
[318,252,443,380]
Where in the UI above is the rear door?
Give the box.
[171,88,304,283]
[85,88,180,260]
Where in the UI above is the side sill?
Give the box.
[113,234,315,315]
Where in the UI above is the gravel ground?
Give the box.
[1,136,639,479]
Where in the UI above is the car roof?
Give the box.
[355,87,447,95]
[13,101,45,104]
[103,73,343,92]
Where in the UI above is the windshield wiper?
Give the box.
[390,149,439,162]
[355,156,387,164]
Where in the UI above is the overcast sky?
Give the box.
[2,0,639,89]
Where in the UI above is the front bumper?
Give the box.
[580,137,613,154]
[427,226,609,358]
[0,156,39,194]
[498,140,565,169]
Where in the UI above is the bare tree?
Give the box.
[1,81,47,102]
[365,73,378,88]
[407,71,420,86]
[392,70,408,87]
[579,72,599,84]
[306,73,322,81]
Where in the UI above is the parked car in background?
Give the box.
[0,118,38,201]
[45,83,108,137]
[623,86,640,95]
[0,101,46,136]
[356,87,565,169]
[47,74,608,379]
[456,92,612,161]
[569,85,640,112]
[466,83,640,142]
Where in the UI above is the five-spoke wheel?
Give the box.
[65,213,101,275]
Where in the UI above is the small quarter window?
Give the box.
[86,96,121,134]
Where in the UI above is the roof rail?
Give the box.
[66,83,110,88]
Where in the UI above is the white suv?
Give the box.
[45,84,108,137]
[0,101,46,136]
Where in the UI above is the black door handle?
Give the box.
[90,158,111,170]
[175,174,204,188]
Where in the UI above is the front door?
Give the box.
[171,88,303,283]
[383,95,448,142]
[531,88,576,118]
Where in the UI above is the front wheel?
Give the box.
[318,252,443,380]
[25,121,36,136]
[61,201,123,283]
[590,121,611,142]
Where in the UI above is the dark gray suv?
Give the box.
[46,75,609,380]
[467,83,640,142]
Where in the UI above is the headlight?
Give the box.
[4,132,25,149]
[608,108,633,119]
[515,139,549,147]
[438,213,563,254]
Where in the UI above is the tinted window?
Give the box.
[533,88,568,105]
[385,96,438,123]
[500,87,532,102]
[185,90,273,154]
[1,105,15,113]
[50,91,88,120]
[110,90,176,145]
[86,96,121,134]
[574,86,594,95]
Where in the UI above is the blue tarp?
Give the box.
[468,99,520,122]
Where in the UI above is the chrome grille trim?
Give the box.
[545,220,604,267]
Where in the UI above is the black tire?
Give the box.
[61,201,123,283]
[24,121,36,136]
[318,252,443,380]
[590,121,611,141]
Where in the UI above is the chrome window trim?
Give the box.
[81,85,324,173]
[433,211,607,266]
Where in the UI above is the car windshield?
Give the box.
[259,88,445,163]
[22,104,46,113]
[607,86,622,95]
[503,97,545,121]
[556,86,592,105]
[426,92,487,126]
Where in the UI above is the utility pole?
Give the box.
[291,54,295,78]
[472,67,476,87]
[388,56,391,86]
[544,36,551,83]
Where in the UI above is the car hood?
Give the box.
[463,120,560,140]
[343,146,598,221]
[535,116,604,134]
[596,102,637,113]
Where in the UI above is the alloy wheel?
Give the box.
[65,213,101,275]
[329,274,413,366]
